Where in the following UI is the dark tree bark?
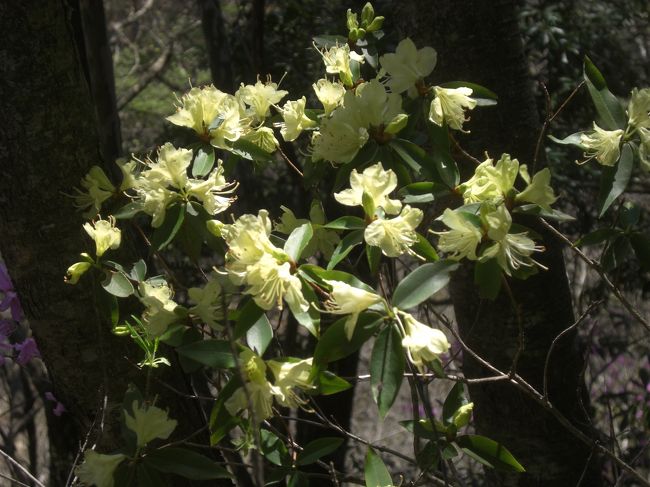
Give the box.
[198,0,236,92]
[0,0,139,456]
[395,1,602,485]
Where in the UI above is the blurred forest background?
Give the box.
[1,0,650,485]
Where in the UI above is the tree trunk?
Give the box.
[0,0,140,456]
[395,1,602,485]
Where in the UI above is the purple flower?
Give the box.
[0,319,15,337]
[45,391,66,416]
[0,263,24,322]
[14,338,40,365]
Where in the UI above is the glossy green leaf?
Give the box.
[145,447,231,480]
[284,223,313,261]
[260,429,290,466]
[392,260,459,309]
[318,371,352,395]
[299,265,375,293]
[411,233,439,262]
[512,204,575,222]
[101,270,134,298]
[150,203,185,251]
[323,216,367,230]
[246,312,273,356]
[364,448,393,487]
[192,148,215,177]
[297,437,344,466]
[227,138,273,162]
[455,435,525,473]
[175,339,236,369]
[597,143,634,217]
[113,201,144,219]
[583,56,627,130]
[442,383,468,425]
[370,325,404,418]
[366,245,382,275]
[474,258,502,300]
[389,139,422,173]
[313,312,384,366]
[129,259,147,282]
[326,230,365,270]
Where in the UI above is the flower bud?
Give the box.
[452,402,474,428]
[346,9,359,30]
[65,261,92,285]
[366,16,384,32]
[384,113,409,135]
[361,2,375,26]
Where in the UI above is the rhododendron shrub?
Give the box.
[63,4,650,486]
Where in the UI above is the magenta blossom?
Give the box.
[45,392,66,416]
[0,263,24,322]
[14,338,40,365]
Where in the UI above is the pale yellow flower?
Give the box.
[242,126,280,152]
[275,203,340,259]
[312,79,346,115]
[278,97,317,142]
[459,154,519,204]
[83,217,121,258]
[76,451,126,487]
[323,279,382,339]
[580,122,623,166]
[145,143,192,189]
[434,209,483,261]
[138,281,180,336]
[334,162,402,215]
[268,358,314,407]
[73,166,115,218]
[225,349,277,422]
[317,43,363,86]
[186,163,236,215]
[188,277,223,329]
[65,261,92,285]
[379,38,437,96]
[124,400,177,447]
[236,78,288,121]
[628,88,650,130]
[364,205,423,257]
[400,312,450,372]
[515,167,557,210]
[429,86,477,131]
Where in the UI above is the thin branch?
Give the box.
[543,300,601,400]
[117,45,172,110]
[540,218,650,334]
[0,448,45,487]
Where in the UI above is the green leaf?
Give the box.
[583,56,627,130]
[284,223,313,261]
[137,463,169,487]
[323,216,367,230]
[364,448,393,487]
[260,429,290,466]
[101,270,134,298]
[630,233,650,271]
[442,383,468,425]
[370,325,404,418]
[288,472,310,487]
[175,339,236,369]
[548,132,584,148]
[129,259,147,282]
[227,139,273,162]
[474,258,502,300]
[512,204,575,222]
[411,233,439,262]
[416,441,441,471]
[455,435,525,473]
[192,148,216,178]
[113,201,144,219]
[233,299,265,339]
[297,437,344,466]
[145,447,231,480]
[366,245,382,275]
[597,143,634,217]
[246,312,273,356]
[317,371,352,395]
[314,312,384,366]
[575,228,621,247]
[429,124,459,188]
[299,265,375,293]
[327,230,365,270]
[150,204,185,251]
[389,139,423,173]
[392,260,459,309]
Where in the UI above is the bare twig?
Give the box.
[0,448,45,487]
